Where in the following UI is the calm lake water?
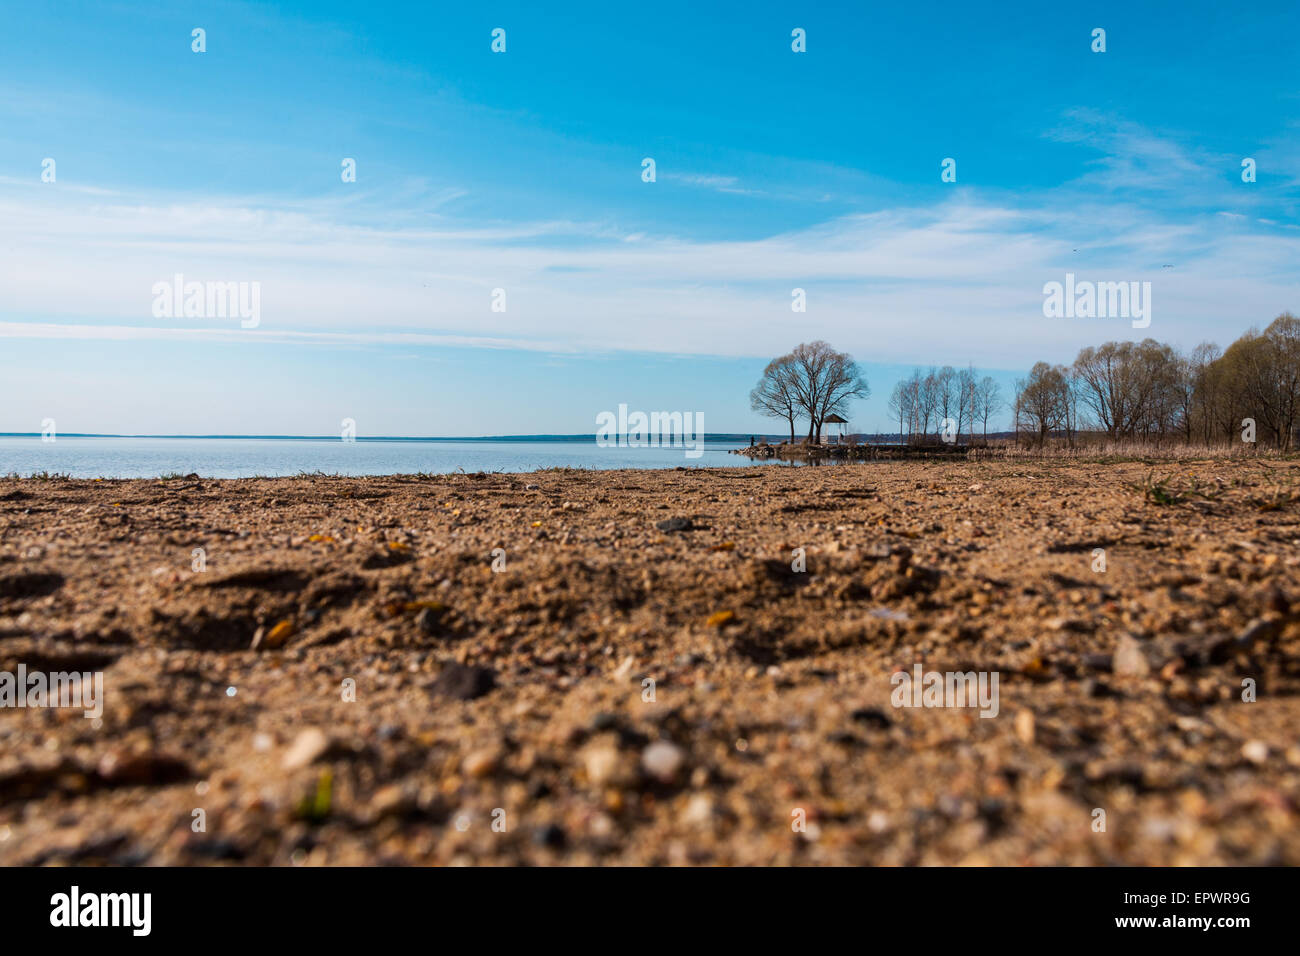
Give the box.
[0,437,777,479]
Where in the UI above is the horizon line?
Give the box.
[0,431,984,442]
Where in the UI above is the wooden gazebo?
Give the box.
[821,413,849,444]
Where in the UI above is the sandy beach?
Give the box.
[2,459,1299,865]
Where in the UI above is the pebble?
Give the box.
[850,708,892,729]
[681,793,714,826]
[641,741,684,782]
[655,517,693,533]
[462,749,498,778]
[370,784,413,817]
[1113,633,1150,678]
[96,749,192,785]
[1242,740,1269,765]
[1014,709,1036,745]
[430,663,497,701]
[415,608,440,635]
[282,728,330,770]
[532,823,566,849]
[583,745,624,787]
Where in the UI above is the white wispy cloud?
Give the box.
[2,147,1297,368]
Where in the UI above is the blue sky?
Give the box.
[1,0,1298,435]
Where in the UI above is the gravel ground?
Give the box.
[1,459,1299,865]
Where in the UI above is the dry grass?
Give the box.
[971,439,1291,462]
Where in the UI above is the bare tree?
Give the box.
[1016,362,1070,444]
[787,341,871,444]
[1225,313,1300,450]
[918,368,939,441]
[887,380,910,441]
[749,353,800,443]
[933,366,957,439]
[1187,341,1223,445]
[957,365,977,441]
[1073,340,1184,440]
[975,376,1002,437]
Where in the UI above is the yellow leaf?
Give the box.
[265,619,295,648]
[403,601,447,613]
[706,610,735,628]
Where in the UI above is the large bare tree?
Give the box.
[975,375,1002,437]
[749,353,801,443]
[786,341,870,444]
[1016,362,1071,444]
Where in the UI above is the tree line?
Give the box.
[886,366,1003,443]
[1015,312,1300,451]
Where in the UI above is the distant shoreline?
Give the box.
[0,433,782,443]
[0,432,1017,442]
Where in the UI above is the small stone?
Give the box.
[1113,633,1150,678]
[1014,709,1035,745]
[1237,618,1280,651]
[415,608,439,635]
[1242,740,1269,765]
[96,749,192,786]
[282,728,330,770]
[1081,652,1112,672]
[533,823,566,848]
[641,740,684,782]
[681,793,714,826]
[430,663,497,701]
[655,517,693,533]
[371,784,413,817]
[463,749,498,778]
[850,707,891,729]
[583,745,624,787]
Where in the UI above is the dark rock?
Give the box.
[533,823,567,848]
[1081,652,1113,672]
[430,662,497,701]
[0,571,65,601]
[850,707,892,729]
[361,549,414,570]
[186,837,248,861]
[655,517,693,533]
[96,750,193,786]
